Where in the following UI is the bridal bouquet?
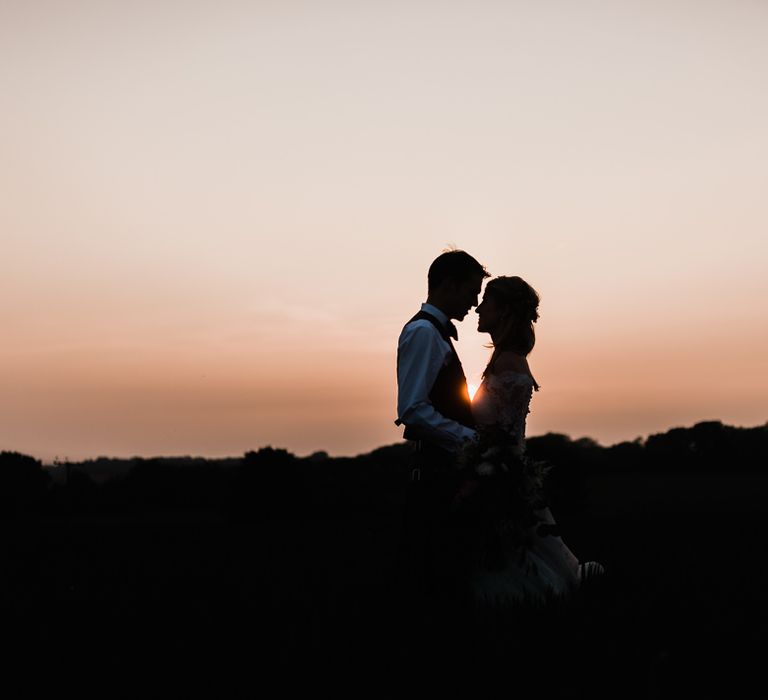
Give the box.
[453,425,551,568]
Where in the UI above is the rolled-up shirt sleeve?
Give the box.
[396,321,477,451]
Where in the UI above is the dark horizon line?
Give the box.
[13,418,767,467]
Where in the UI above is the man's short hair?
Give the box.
[427,250,489,292]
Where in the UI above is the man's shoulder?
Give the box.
[402,308,450,334]
[399,317,444,340]
[398,318,450,359]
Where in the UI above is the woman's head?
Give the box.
[476,276,540,356]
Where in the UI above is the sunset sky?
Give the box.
[2,0,766,462]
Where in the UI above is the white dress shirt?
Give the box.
[396,303,478,451]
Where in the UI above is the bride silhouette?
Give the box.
[455,275,601,606]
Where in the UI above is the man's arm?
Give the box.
[396,321,477,451]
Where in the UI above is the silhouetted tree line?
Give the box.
[526,420,768,476]
[1,421,765,519]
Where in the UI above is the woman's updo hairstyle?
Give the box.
[483,276,540,375]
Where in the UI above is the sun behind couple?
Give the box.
[395,249,597,609]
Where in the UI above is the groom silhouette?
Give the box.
[396,249,488,470]
[394,249,488,619]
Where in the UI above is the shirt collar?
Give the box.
[420,303,451,328]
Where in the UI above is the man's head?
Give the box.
[426,250,489,321]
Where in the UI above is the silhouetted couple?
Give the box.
[395,250,597,636]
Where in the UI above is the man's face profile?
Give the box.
[448,274,484,321]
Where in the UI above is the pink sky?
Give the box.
[2,1,766,461]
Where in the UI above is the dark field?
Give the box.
[3,467,766,698]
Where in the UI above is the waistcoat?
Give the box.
[398,310,475,441]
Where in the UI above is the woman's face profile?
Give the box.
[476,292,503,334]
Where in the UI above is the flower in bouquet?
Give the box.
[454,424,552,568]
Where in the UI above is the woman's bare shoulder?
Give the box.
[491,351,530,375]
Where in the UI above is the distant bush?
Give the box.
[0,451,50,516]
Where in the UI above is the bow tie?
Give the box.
[446,321,458,341]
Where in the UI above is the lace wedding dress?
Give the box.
[467,370,582,606]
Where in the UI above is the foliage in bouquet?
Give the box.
[454,424,552,570]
